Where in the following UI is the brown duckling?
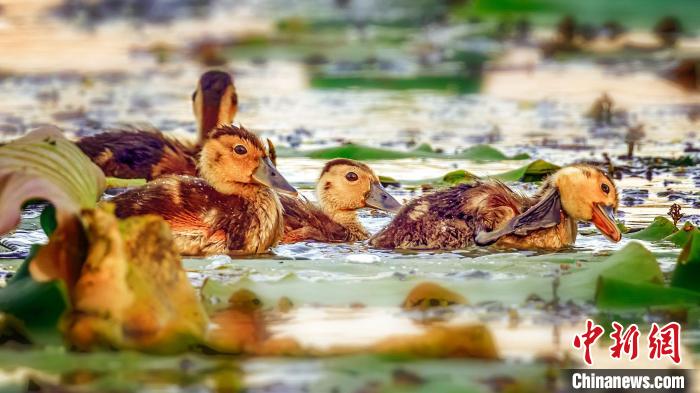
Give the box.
[109,125,297,256]
[77,70,237,180]
[370,165,621,250]
[280,158,401,243]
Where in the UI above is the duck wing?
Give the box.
[280,195,351,242]
[475,187,561,246]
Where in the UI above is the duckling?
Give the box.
[77,70,237,180]
[370,165,621,250]
[280,158,401,243]
[109,125,297,256]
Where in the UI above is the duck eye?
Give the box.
[234,145,247,155]
[345,172,358,182]
[601,183,610,194]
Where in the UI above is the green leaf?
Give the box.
[627,216,677,241]
[664,222,699,247]
[412,143,435,153]
[558,242,664,301]
[440,170,480,185]
[492,159,560,182]
[39,205,57,237]
[378,175,401,188]
[670,231,700,292]
[456,145,508,160]
[291,143,525,161]
[0,245,68,345]
[595,277,700,310]
[306,143,429,160]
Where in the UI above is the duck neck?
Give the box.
[323,207,368,240]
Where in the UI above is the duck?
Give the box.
[370,165,621,250]
[279,158,402,243]
[77,70,237,180]
[109,124,297,256]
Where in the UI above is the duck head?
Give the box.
[199,125,297,196]
[192,70,237,141]
[316,158,402,214]
[553,165,621,242]
[475,164,621,246]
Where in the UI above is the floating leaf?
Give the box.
[378,175,401,188]
[0,246,68,345]
[670,231,700,292]
[0,126,105,236]
[372,324,498,359]
[310,74,481,94]
[595,277,700,310]
[440,170,480,185]
[64,207,208,353]
[456,145,529,161]
[664,222,700,247]
[293,143,524,161]
[402,282,468,310]
[558,242,663,301]
[627,216,677,241]
[306,143,428,160]
[412,143,435,153]
[492,159,560,182]
[206,289,266,353]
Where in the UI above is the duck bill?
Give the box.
[365,182,402,213]
[253,157,298,196]
[591,203,621,242]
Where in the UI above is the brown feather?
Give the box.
[77,129,199,180]
[370,181,535,250]
[279,195,353,243]
[110,176,281,255]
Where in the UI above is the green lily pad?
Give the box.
[664,222,700,247]
[670,231,700,292]
[627,216,677,241]
[289,143,526,161]
[0,246,68,345]
[412,143,435,153]
[558,242,663,301]
[595,277,700,310]
[378,175,401,188]
[441,170,480,185]
[492,159,560,182]
[595,233,700,310]
[305,143,429,160]
[454,145,530,161]
[310,74,481,94]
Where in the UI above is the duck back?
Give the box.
[279,195,352,243]
[78,130,198,180]
[370,182,528,250]
[110,176,282,255]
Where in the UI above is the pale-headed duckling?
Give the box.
[77,70,237,180]
[280,158,401,243]
[370,165,620,250]
[110,125,296,256]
